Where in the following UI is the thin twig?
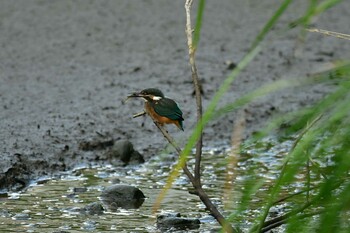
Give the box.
[133,111,146,118]
[273,185,317,205]
[152,121,195,181]
[263,200,314,229]
[307,27,350,41]
[185,0,203,186]
[262,200,323,233]
[264,180,345,232]
[151,119,237,233]
[183,1,236,232]
[263,210,323,232]
[256,114,323,232]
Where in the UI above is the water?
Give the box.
[0,137,293,232]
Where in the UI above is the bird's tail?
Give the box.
[178,121,184,131]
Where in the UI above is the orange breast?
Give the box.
[145,102,180,128]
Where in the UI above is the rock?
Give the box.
[82,202,104,215]
[0,209,11,218]
[100,184,145,210]
[106,140,144,165]
[0,165,29,193]
[156,213,200,231]
[73,187,87,193]
[12,213,30,220]
[110,178,121,184]
[82,220,97,231]
[225,60,237,70]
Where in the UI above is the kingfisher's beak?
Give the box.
[127,92,144,98]
[123,92,145,104]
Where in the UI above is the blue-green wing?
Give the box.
[153,98,184,121]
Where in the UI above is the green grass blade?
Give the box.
[192,0,205,50]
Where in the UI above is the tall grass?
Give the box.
[161,0,349,232]
[249,63,350,233]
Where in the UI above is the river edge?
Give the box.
[1,0,349,192]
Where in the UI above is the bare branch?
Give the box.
[185,0,203,185]
[133,111,146,118]
[149,118,236,232]
[152,121,195,181]
[184,1,236,232]
[307,27,350,41]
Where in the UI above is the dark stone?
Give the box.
[156,213,201,231]
[73,187,87,193]
[83,202,104,215]
[106,140,144,165]
[0,165,30,193]
[100,184,145,211]
[111,178,121,184]
[225,60,237,70]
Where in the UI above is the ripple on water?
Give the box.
[0,137,297,232]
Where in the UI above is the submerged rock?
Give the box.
[0,209,11,218]
[82,202,104,215]
[12,213,30,221]
[82,220,97,231]
[100,184,145,210]
[156,213,200,231]
[73,187,87,193]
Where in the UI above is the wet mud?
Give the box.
[1,0,349,192]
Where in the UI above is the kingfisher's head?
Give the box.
[128,88,164,102]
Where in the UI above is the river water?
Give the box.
[0,137,293,232]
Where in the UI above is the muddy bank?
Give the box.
[1,0,349,192]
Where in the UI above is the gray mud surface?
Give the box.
[1,0,349,192]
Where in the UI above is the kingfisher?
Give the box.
[127,88,184,131]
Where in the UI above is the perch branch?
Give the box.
[183,1,236,232]
[152,121,195,181]
[151,118,237,233]
[133,111,146,118]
